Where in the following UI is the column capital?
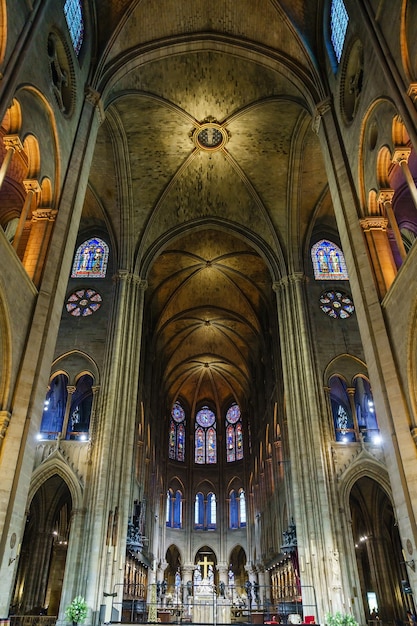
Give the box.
[23,179,41,194]
[392,147,412,166]
[114,269,147,289]
[85,86,105,125]
[407,83,417,107]
[3,134,23,152]
[360,216,388,232]
[31,208,58,221]
[0,410,11,440]
[377,189,395,206]
[272,273,306,292]
[312,97,332,134]
[66,385,76,394]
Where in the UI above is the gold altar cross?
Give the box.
[197,555,214,579]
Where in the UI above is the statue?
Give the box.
[219,581,225,597]
[208,564,214,584]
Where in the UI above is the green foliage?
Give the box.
[326,612,359,626]
[65,596,88,624]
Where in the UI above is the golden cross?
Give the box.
[197,555,214,579]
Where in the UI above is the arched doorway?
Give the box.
[350,476,412,622]
[11,475,72,615]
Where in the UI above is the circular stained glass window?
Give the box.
[196,406,216,427]
[66,289,102,317]
[226,404,240,424]
[172,401,185,423]
[319,290,354,319]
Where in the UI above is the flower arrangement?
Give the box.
[65,596,88,624]
[326,612,359,626]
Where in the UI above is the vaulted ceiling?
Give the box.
[84,0,334,415]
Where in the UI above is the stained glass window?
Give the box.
[195,493,204,528]
[39,372,93,441]
[64,0,84,56]
[229,488,246,529]
[166,489,182,528]
[329,376,355,442]
[354,376,380,443]
[226,403,243,462]
[239,489,246,526]
[71,237,109,278]
[39,373,69,439]
[330,0,349,63]
[169,401,186,461]
[66,374,93,440]
[311,240,348,280]
[66,289,102,317]
[319,290,354,319]
[207,493,216,528]
[195,406,217,464]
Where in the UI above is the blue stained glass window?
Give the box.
[330,0,349,63]
[195,406,217,464]
[226,403,243,462]
[39,373,69,439]
[195,493,204,527]
[207,493,216,528]
[71,237,109,278]
[311,239,349,280]
[64,0,84,56]
[169,401,186,461]
[229,488,246,529]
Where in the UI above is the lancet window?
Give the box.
[166,489,183,528]
[311,239,349,280]
[169,401,186,461]
[226,403,243,462]
[71,237,109,278]
[195,406,217,464]
[39,372,93,441]
[229,488,246,529]
[330,0,349,63]
[329,374,380,443]
[194,492,216,530]
[64,0,84,55]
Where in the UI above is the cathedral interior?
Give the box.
[1,1,417,626]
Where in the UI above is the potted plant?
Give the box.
[65,596,88,625]
[326,611,359,626]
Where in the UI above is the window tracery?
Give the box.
[195,406,217,464]
[226,403,243,461]
[169,401,186,461]
[311,239,349,280]
[71,237,109,278]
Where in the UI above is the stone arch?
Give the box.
[337,463,403,622]
[323,353,368,386]
[1,98,22,135]
[50,350,100,386]
[28,453,83,509]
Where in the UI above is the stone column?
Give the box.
[273,274,344,617]
[359,215,397,296]
[377,189,407,261]
[23,207,58,285]
[12,178,41,254]
[64,274,148,623]
[392,147,417,212]
[61,386,76,439]
[0,135,23,189]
